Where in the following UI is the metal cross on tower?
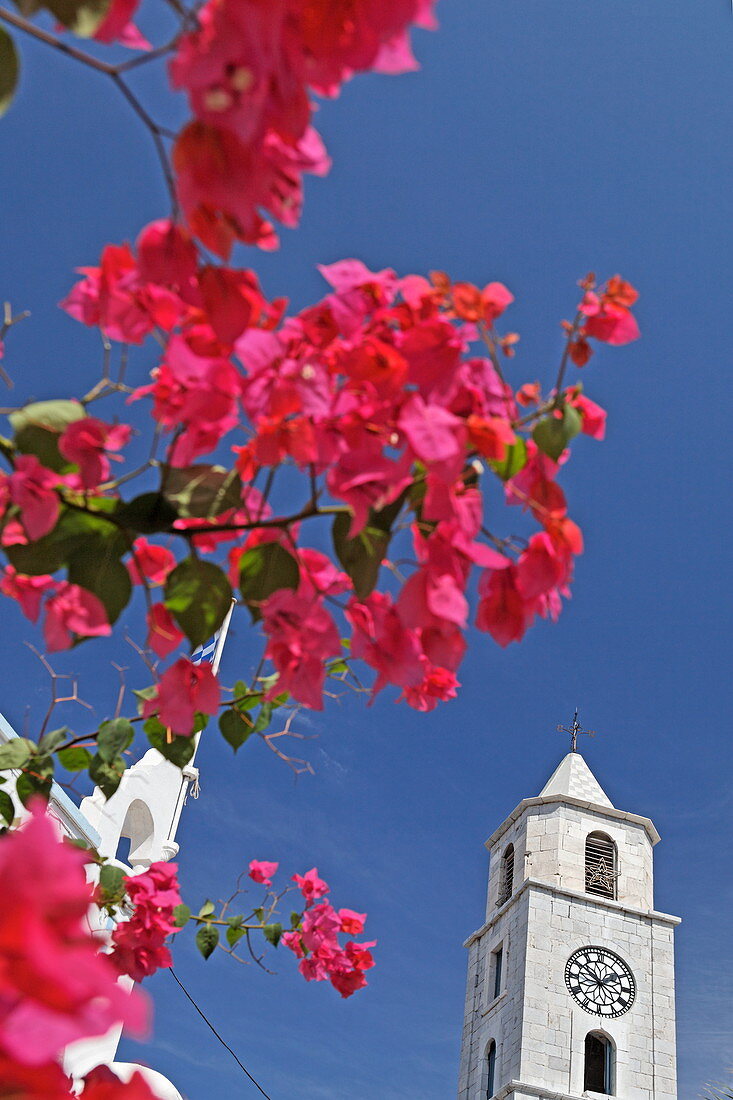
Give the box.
[557,708,595,753]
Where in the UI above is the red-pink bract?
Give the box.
[0,808,147,1067]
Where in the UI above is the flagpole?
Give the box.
[164,598,237,848]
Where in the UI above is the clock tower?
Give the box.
[456,750,679,1099]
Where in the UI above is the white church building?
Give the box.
[457,750,679,1099]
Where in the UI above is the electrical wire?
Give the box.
[168,967,273,1099]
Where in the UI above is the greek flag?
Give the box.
[191,632,220,665]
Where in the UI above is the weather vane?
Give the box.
[557,708,596,753]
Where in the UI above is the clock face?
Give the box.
[564,946,636,1018]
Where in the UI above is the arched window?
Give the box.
[585,832,617,899]
[497,844,514,906]
[584,1031,614,1093]
[485,1040,496,1097]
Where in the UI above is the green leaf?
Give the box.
[532,405,582,462]
[115,492,178,535]
[198,899,215,918]
[218,708,253,752]
[290,911,302,929]
[165,556,232,647]
[252,702,274,734]
[173,903,191,928]
[6,506,124,577]
[0,27,19,119]
[0,738,32,770]
[196,923,219,960]
[238,542,299,620]
[0,789,14,826]
[57,746,93,772]
[99,863,125,898]
[488,438,528,481]
[96,718,134,763]
[68,548,131,625]
[15,770,51,806]
[38,727,68,755]
[161,464,242,519]
[226,919,245,948]
[35,0,111,36]
[332,492,406,599]
[144,718,196,768]
[89,753,126,799]
[262,922,282,947]
[10,398,84,436]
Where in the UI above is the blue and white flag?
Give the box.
[191,633,220,665]
[190,599,236,671]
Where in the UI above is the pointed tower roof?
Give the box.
[485,750,660,849]
[539,752,614,808]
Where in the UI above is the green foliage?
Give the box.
[68,550,132,625]
[165,556,232,646]
[262,922,283,947]
[114,492,179,535]
[0,789,14,826]
[195,923,219,959]
[161,464,242,519]
[37,728,68,754]
[219,708,253,752]
[238,542,299,619]
[96,718,134,762]
[226,915,245,947]
[144,717,197,768]
[488,437,528,481]
[89,752,126,799]
[198,899,215,918]
[0,738,33,770]
[98,862,126,906]
[11,0,110,36]
[532,404,582,461]
[173,903,191,928]
[15,769,52,806]
[332,493,406,599]
[0,28,18,119]
[57,746,93,772]
[10,399,86,471]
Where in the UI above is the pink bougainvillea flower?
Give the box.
[346,591,424,698]
[338,909,366,935]
[111,863,181,983]
[59,418,132,489]
[80,1065,162,1098]
[8,455,60,541]
[569,392,607,440]
[127,539,177,587]
[0,1053,73,1098]
[398,393,464,466]
[43,582,110,652]
[0,566,55,623]
[135,219,198,291]
[142,657,220,736]
[261,589,341,709]
[145,603,184,660]
[292,867,329,903]
[60,244,154,345]
[173,121,330,258]
[248,860,279,888]
[475,564,533,647]
[93,0,150,48]
[0,807,147,1066]
[401,664,459,712]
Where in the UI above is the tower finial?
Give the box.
[556,707,595,753]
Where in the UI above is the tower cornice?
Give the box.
[463,876,680,948]
[484,793,661,851]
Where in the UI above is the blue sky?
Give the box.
[1,0,732,1096]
